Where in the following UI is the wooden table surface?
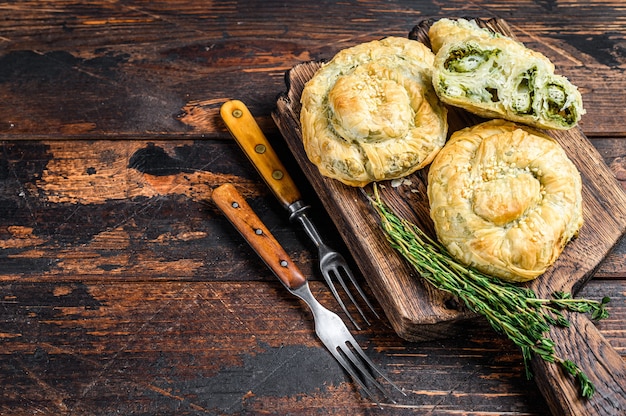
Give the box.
[1,1,624,415]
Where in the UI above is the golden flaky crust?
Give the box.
[300,37,448,187]
[429,18,585,130]
[427,119,583,282]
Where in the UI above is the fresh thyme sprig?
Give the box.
[367,185,610,398]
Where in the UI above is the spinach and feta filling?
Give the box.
[429,18,584,130]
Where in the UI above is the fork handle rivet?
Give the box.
[280,260,288,267]
[255,228,263,235]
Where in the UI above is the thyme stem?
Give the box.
[368,185,609,398]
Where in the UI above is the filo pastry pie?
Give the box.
[429,18,585,130]
[300,37,448,187]
[427,119,583,282]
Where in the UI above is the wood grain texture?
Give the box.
[0,1,625,138]
[0,134,623,414]
[0,279,622,415]
[220,100,304,209]
[0,138,623,283]
[212,183,308,290]
[1,1,625,415]
[0,139,319,277]
[273,56,626,338]
[273,17,626,416]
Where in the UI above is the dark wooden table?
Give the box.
[1,1,624,415]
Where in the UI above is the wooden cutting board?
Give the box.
[272,18,626,415]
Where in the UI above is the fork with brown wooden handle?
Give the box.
[212,183,403,404]
[221,100,378,329]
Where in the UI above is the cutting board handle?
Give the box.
[532,311,626,415]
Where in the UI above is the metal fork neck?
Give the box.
[287,200,310,221]
[287,200,325,248]
[289,281,323,316]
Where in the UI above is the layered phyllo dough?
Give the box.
[429,18,585,130]
[300,37,448,187]
[427,119,583,282]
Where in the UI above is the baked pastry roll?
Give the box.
[300,37,448,187]
[427,119,583,282]
[429,18,585,130]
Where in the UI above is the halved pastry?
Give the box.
[429,18,585,130]
[300,37,448,187]
[427,119,583,282]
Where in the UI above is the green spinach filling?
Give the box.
[544,83,576,124]
[444,45,500,73]
[511,68,537,115]
[440,45,580,127]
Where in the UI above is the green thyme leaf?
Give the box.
[367,184,610,399]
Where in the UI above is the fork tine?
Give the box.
[344,337,403,395]
[213,184,401,405]
[220,100,380,326]
[335,262,380,320]
[320,269,362,330]
[326,267,369,328]
[338,344,395,403]
[328,346,384,404]
[320,245,379,328]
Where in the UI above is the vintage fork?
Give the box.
[212,183,403,404]
[221,100,378,329]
